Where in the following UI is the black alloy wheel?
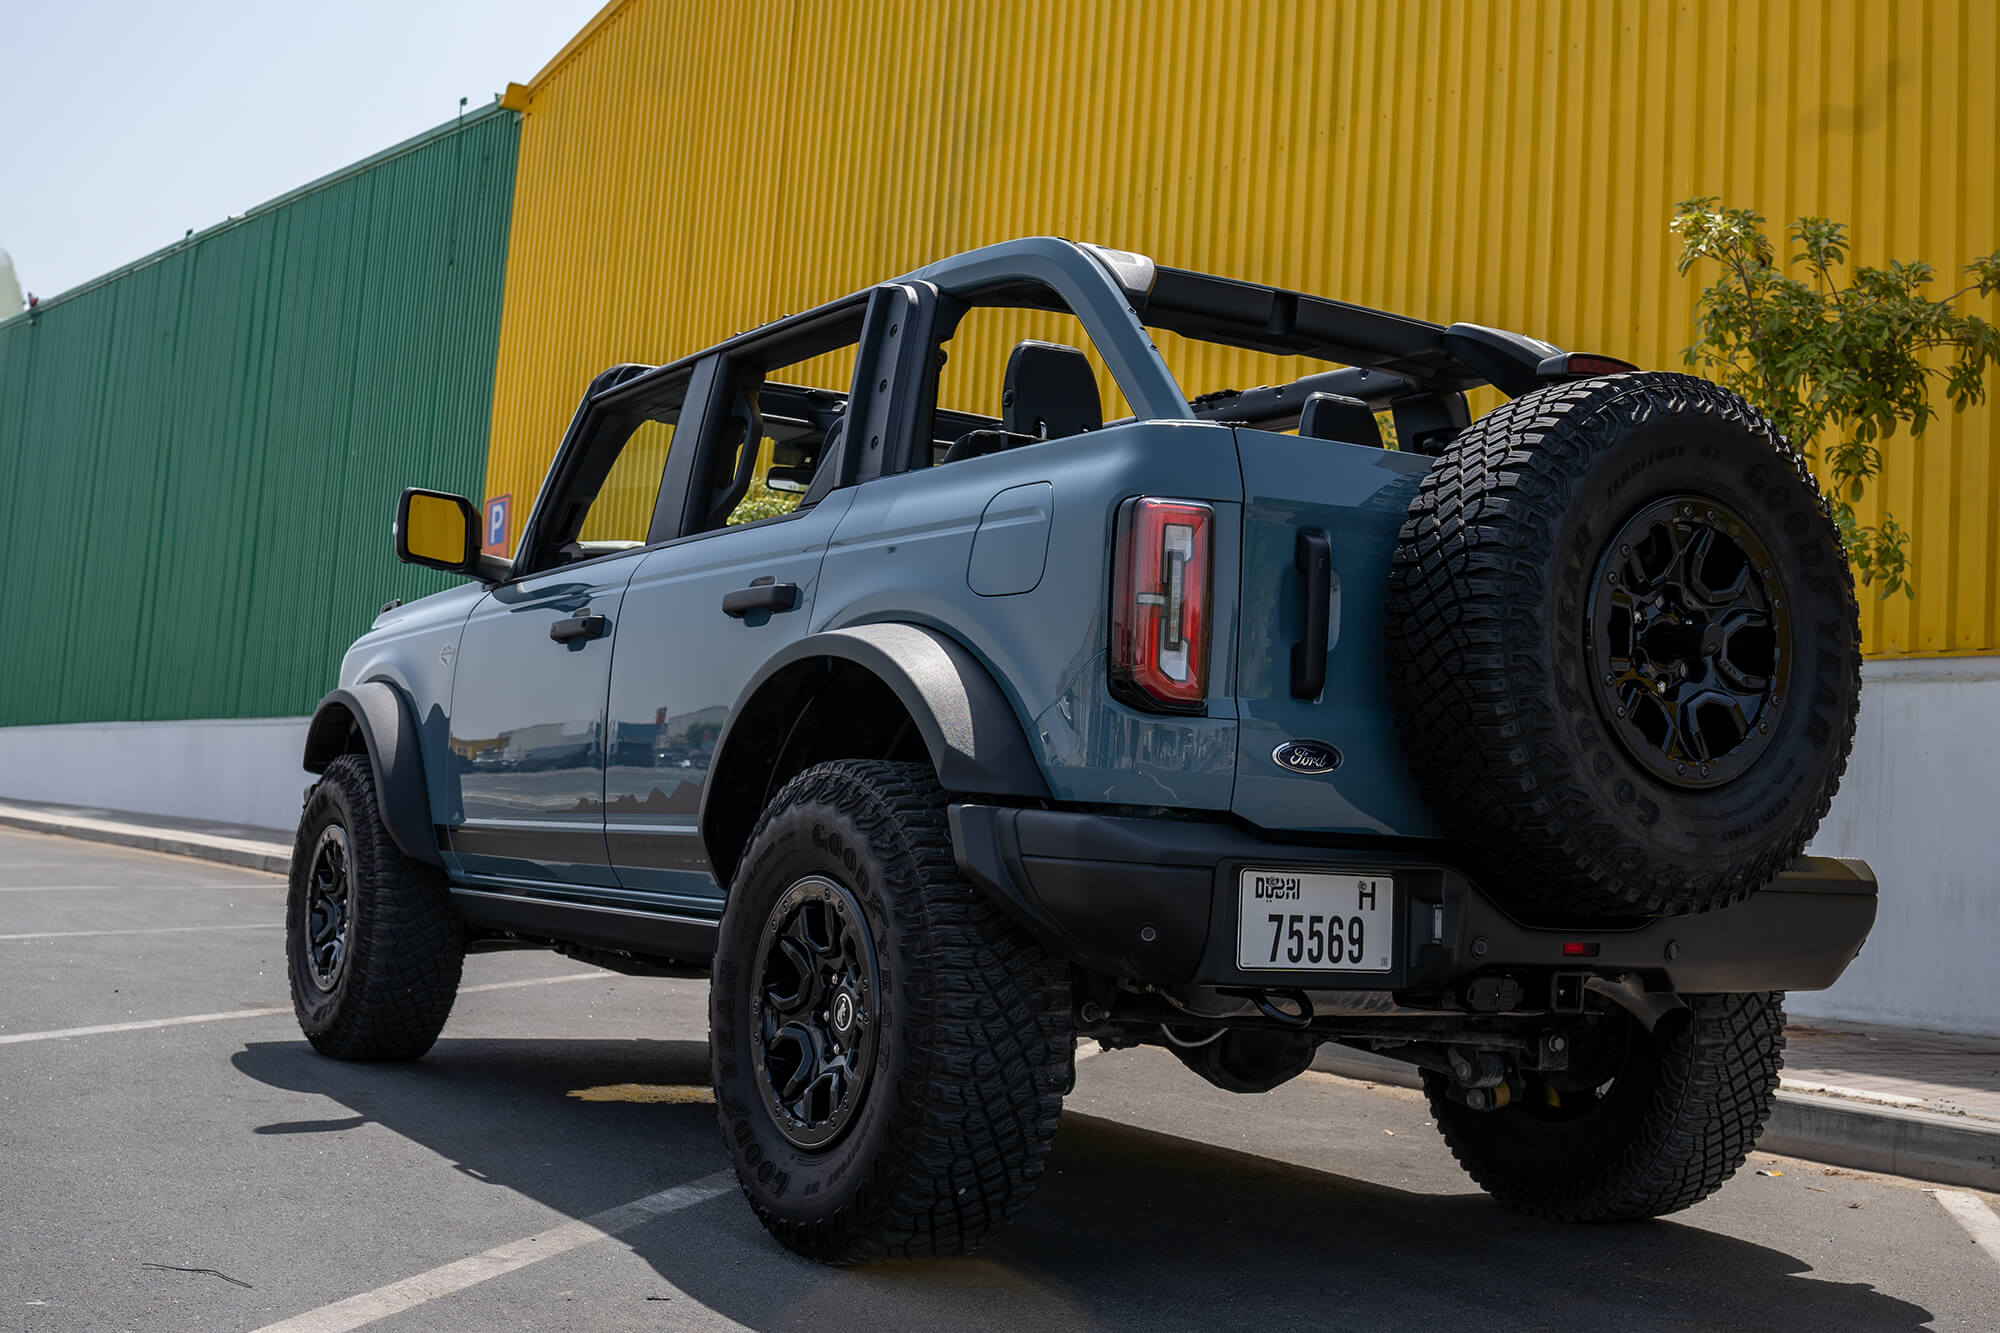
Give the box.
[1588,495,1791,789]
[302,824,357,992]
[750,874,880,1150]
[286,752,464,1061]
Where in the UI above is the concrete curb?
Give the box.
[1312,1045,2000,1193]
[1759,1093,2000,1190]
[0,804,292,875]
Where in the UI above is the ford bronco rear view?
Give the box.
[287,238,1872,1262]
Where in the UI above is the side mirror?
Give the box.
[394,489,484,577]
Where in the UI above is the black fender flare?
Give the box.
[301,682,443,867]
[698,624,1050,882]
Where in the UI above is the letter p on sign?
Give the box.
[482,494,511,556]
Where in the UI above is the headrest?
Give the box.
[942,428,1038,466]
[1001,341,1102,440]
[1298,391,1382,447]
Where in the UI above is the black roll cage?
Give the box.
[509,239,1622,578]
[908,251,1599,448]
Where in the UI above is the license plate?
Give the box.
[1237,869,1395,972]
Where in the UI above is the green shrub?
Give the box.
[1672,198,2000,597]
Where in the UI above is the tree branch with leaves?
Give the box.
[1670,198,2000,598]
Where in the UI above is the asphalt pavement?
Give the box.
[4,826,1999,1332]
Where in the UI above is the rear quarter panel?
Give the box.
[816,420,1245,809]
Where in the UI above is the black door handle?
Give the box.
[721,582,800,618]
[549,613,609,643]
[1290,530,1331,699]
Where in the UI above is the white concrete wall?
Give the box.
[1794,656,2000,1037]
[0,663,1993,1034]
[0,716,311,833]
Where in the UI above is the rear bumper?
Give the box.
[949,805,1876,995]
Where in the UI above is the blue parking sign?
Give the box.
[483,494,511,555]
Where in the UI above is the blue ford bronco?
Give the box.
[289,238,1873,1262]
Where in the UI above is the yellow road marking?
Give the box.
[566,1083,714,1104]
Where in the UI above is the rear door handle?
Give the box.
[549,613,609,643]
[721,582,800,618]
[1290,530,1331,699]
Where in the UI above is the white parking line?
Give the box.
[0,923,284,942]
[0,883,280,893]
[0,1003,295,1045]
[1932,1190,2000,1266]
[0,971,615,1046]
[250,1171,739,1333]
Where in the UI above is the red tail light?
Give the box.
[1111,497,1213,714]
[1537,351,1640,378]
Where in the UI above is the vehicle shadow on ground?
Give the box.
[232,1038,1933,1332]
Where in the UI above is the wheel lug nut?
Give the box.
[1676,763,1686,773]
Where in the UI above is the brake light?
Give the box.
[1537,351,1640,378]
[1111,497,1213,714]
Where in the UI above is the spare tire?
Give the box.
[1385,372,1860,919]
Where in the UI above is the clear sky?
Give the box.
[2,0,607,303]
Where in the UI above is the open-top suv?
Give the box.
[287,238,1871,1262]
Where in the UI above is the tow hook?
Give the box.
[1584,973,1690,1034]
[1213,987,1316,1029]
[1248,988,1316,1029]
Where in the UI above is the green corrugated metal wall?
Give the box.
[0,106,518,727]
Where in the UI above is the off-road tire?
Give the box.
[1386,372,1862,918]
[287,753,464,1060]
[1425,992,1785,1221]
[710,760,1072,1264]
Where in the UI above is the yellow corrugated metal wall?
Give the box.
[487,0,2000,658]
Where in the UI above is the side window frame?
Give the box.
[507,279,948,576]
[662,291,895,543]
[509,359,708,579]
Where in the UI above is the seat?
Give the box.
[1001,341,1102,440]
[798,417,845,506]
[1297,391,1382,447]
[942,427,1038,465]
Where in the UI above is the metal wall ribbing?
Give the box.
[487,0,2000,658]
[0,107,518,726]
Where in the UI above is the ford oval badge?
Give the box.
[1272,739,1342,774]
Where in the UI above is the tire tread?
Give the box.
[1385,372,1862,916]
[288,754,463,1061]
[1426,992,1786,1221]
[721,759,1071,1263]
